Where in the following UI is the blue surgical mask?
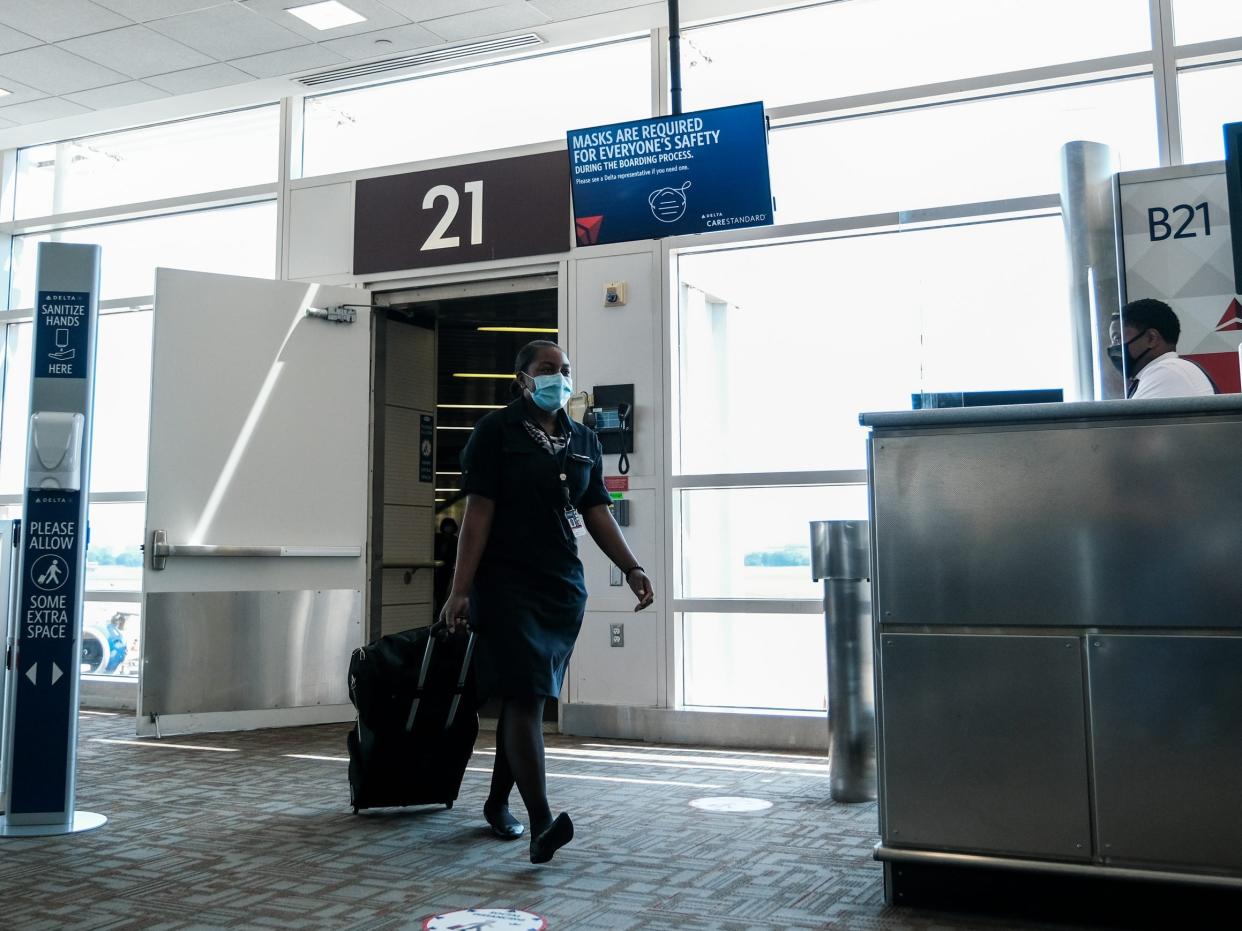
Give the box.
[527,373,573,412]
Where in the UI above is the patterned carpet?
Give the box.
[0,713,1140,930]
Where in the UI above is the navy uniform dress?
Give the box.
[461,397,611,700]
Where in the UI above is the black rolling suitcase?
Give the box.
[346,621,478,813]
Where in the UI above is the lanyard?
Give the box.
[556,440,574,509]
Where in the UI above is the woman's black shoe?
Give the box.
[484,803,524,840]
[529,812,573,864]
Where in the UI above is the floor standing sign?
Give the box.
[0,242,104,836]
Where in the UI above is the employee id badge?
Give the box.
[564,507,588,539]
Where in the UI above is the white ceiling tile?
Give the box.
[232,43,348,79]
[321,22,441,59]
[59,25,215,79]
[0,46,130,95]
[65,80,169,109]
[0,0,131,43]
[380,0,508,20]
[145,62,252,94]
[91,1,230,21]
[242,0,410,43]
[423,4,548,42]
[0,96,92,124]
[147,4,309,60]
[529,0,652,17]
[0,23,42,55]
[0,76,50,109]
[0,115,15,128]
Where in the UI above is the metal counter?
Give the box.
[861,395,1242,902]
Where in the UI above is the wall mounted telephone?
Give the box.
[584,383,634,475]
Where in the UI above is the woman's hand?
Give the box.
[627,570,654,612]
[439,592,471,633]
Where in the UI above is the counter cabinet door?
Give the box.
[879,632,1093,861]
[1088,634,1242,873]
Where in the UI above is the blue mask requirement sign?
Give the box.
[568,102,774,246]
[34,291,90,379]
[8,490,81,814]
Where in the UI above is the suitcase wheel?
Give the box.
[445,802,453,810]
[352,806,359,815]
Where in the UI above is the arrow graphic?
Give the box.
[25,663,36,685]
[51,662,63,685]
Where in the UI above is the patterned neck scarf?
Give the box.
[523,418,568,457]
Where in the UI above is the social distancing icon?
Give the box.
[422,908,547,930]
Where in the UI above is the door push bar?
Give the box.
[149,530,361,571]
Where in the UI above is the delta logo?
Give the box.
[1216,298,1242,333]
[575,215,603,246]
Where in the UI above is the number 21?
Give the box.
[421,180,484,251]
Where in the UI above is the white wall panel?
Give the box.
[571,610,660,707]
[572,249,661,477]
[288,181,353,280]
[569,247,668,709]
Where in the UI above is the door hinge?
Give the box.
[306,305,362,324]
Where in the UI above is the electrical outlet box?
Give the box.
[609,623,625,647]
[604,281,627,307]
[609,498,630,527]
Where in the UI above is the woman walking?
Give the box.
[439,340,654,864]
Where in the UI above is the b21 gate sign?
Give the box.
[567,101,774,246]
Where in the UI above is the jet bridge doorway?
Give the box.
[371,276,560,721]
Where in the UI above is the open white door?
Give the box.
[138,270,371,736]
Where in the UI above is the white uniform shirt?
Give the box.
[1128,351,1215,400]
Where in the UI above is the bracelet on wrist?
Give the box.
[623,565,645,578]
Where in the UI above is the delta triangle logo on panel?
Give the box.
[1216,297,1242,332]
[575,215,604,246]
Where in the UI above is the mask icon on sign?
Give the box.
[649,181,692,223]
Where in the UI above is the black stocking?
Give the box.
[486,706,515,812]
[498,696,551,835]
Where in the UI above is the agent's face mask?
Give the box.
[1107,330,1151,377]
[526,372,573,412]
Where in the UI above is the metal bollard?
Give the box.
[810,520,876,803]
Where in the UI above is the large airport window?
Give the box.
[683,613,827,712]
[1171,0,1242,45]
[1177,62,1242,164]
[85,502,145,595]
[14,106,280,220]
[90,311,154,493]
[0,321,31,495]
[9,201,278,308]
[81,601,141,678]
[678,485,869,601]
[769,77,1159,223]
[682,0,1151,112]
[676,215,1074,475]
[301,39,650,177]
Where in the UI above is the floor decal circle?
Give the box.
[423,908,548,930]
[689,796,774,813]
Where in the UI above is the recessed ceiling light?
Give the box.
[288,1,366,31]
[0,87,10,98]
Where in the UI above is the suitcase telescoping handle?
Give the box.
[404,620,475,733]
